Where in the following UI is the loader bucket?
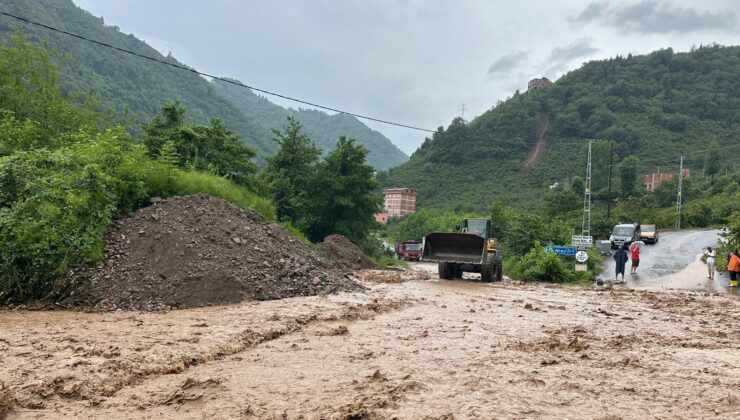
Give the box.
[422,232,485,263]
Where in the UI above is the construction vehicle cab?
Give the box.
[421,218,502,282]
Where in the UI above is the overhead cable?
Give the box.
[0,10,436,133]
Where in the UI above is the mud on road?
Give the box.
[2,270,739,419]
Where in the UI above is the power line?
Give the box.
[3,8,736,157]
[0,10,436,133]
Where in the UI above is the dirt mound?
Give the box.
[317,234,379,272]
[88,195,362,310]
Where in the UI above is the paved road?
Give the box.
[597,229,735,293]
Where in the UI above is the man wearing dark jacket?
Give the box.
[613,244,629,283]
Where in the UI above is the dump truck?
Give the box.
[421,218,503,282]
[394,240,422,261]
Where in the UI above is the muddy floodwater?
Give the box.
[598,229,735,291]
[1,268,739,419]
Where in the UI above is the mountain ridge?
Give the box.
[0,0,407,169]
[381,44,740,211]
[210,78,407,170]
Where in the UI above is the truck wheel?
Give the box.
[453,264,463,279]
[495,256,503,282]
[438,262,451,280]
[481,256,494,282]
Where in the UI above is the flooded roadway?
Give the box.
[597,229,736,294]
[2,269,739,419]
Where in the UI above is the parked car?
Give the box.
[640,224,659,244]
[610,223,641,249]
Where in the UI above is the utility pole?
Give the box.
[459,104,467,119]
[676,155,684,230]
[606,141,614,220]
[582,139,593,236]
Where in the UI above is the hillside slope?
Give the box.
[0,0,276,156]
[0,0,407,168]
[381,45,740,211]
[211,79,407,170]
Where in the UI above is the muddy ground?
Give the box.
[1,267,739,419]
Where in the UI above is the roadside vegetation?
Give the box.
[384,205,604,282]
[0,35,381,302]
[384,170,738,282]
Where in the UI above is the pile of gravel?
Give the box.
[317,234,379,272]
[90,195,362,310]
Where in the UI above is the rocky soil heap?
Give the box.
[91,195,362,310]
[317,234,379,272]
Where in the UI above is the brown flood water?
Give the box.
[1,268,739,419]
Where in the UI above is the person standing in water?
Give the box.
[705,247,716,281]
[613,244,629,283]
[728,249,740,288]
[629,242,640,274]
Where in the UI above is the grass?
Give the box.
[145,168,277,220]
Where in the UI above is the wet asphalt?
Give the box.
[596,229,736,294]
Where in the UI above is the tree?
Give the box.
[489,201,514,240]
[143,102,257,186]
[704,141,720,180]
[618,155,640,197]
[390,210,460,242]
[571,175,585,195]
[0,33,99,154]
[305,137,382,243]
[542,188,580,218]
[263,117,321,227]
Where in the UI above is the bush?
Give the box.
[513,243,575,282]
[0,130,150,301]
[0,35,276,303]
[0,130,275,302]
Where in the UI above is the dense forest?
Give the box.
[381,45,740,213]
[0,0,407,168]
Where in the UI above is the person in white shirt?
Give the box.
[705,247,716,280]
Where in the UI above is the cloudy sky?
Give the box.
[72,0,740,154]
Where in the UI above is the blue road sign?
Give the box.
[545,245,577,256]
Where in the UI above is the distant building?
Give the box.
[383,188,417,218]
[644,168,690,191]
[527,77,551,91]
[374,212,390,225]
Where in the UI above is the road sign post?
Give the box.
[545,245,577,257]
[575,250,589,263]
[571,235,593,249]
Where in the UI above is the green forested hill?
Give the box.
[0,0,407,168]
[0,0,276,156]
[381,45,740,212]
[211,79,407,170]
